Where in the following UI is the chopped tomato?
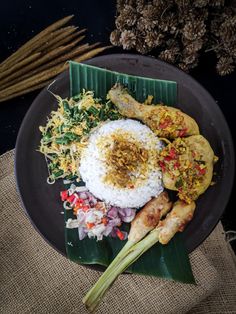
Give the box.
[86,222,95,229]
[116,229,125,240]
[82,205,89,212]
[101,217,108,225]
[67,194,76,203]
[178,128,187,137]
[60,190,68,201]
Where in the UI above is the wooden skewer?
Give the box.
[0,15,74,70]
[0,46,109,100]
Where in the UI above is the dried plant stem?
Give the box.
[41,28,86,54]
[0,43,93,90]
[37,26,78,54]
[0,52,41,80]
[0,79,53,103]
[0,27,77,73]
[0,37,87,87]
[0,46,109,101]
[0,15,109,103]
[0,15,74,70]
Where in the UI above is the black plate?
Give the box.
[15,54,235,256]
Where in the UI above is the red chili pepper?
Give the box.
[164,156,172,162]
[195,164,206,175]
[169,148,176,159]
[159,120,171,129]
[174,161,180,169]
[178,128,187,137]
[60,190,68,201]
[67,194,76,203]
[159,161,166,172]
[116,229,125,240]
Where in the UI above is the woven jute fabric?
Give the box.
[0,150,235,314]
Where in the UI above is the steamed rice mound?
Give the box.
[79,119,163,208]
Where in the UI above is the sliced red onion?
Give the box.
[78,227,87,240]
[107,207,118,219]
[78,192,88,200]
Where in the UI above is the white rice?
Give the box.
[79,119,163,208]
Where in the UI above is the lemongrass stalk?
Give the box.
[83,228,161,312]
[83,200,196,312]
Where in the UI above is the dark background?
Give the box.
[0,0,235,251]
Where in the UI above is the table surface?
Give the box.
[0,0,235,252]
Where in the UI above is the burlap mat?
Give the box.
[0,150,235,314]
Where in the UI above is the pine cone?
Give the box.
[110,30,121,46]
[216,57,234,75]
[159,48,179,63]
[152,0,167,12]
[142,4,159,19]
[183,20,206,41]
[116,0,126,13]
[178,62,190,72]
[159,13,178,34]
[209,0,225,6]
[115,15,128,31]
[144,31,164,48]
[120,30,137,49]
[182,52,198,65]
[219,16,236,42]
[139,17,157,31]
[194,0,209,7]
[136,0,146,13]
[123,5,138,26]
[136,37,151,54]
[183,39,203,54]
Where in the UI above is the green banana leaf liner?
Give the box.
[65,61,195,284]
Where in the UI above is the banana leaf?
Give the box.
[66,61,195,284]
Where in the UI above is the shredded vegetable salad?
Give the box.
[39,90,121,183]
[62,184,136,241]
